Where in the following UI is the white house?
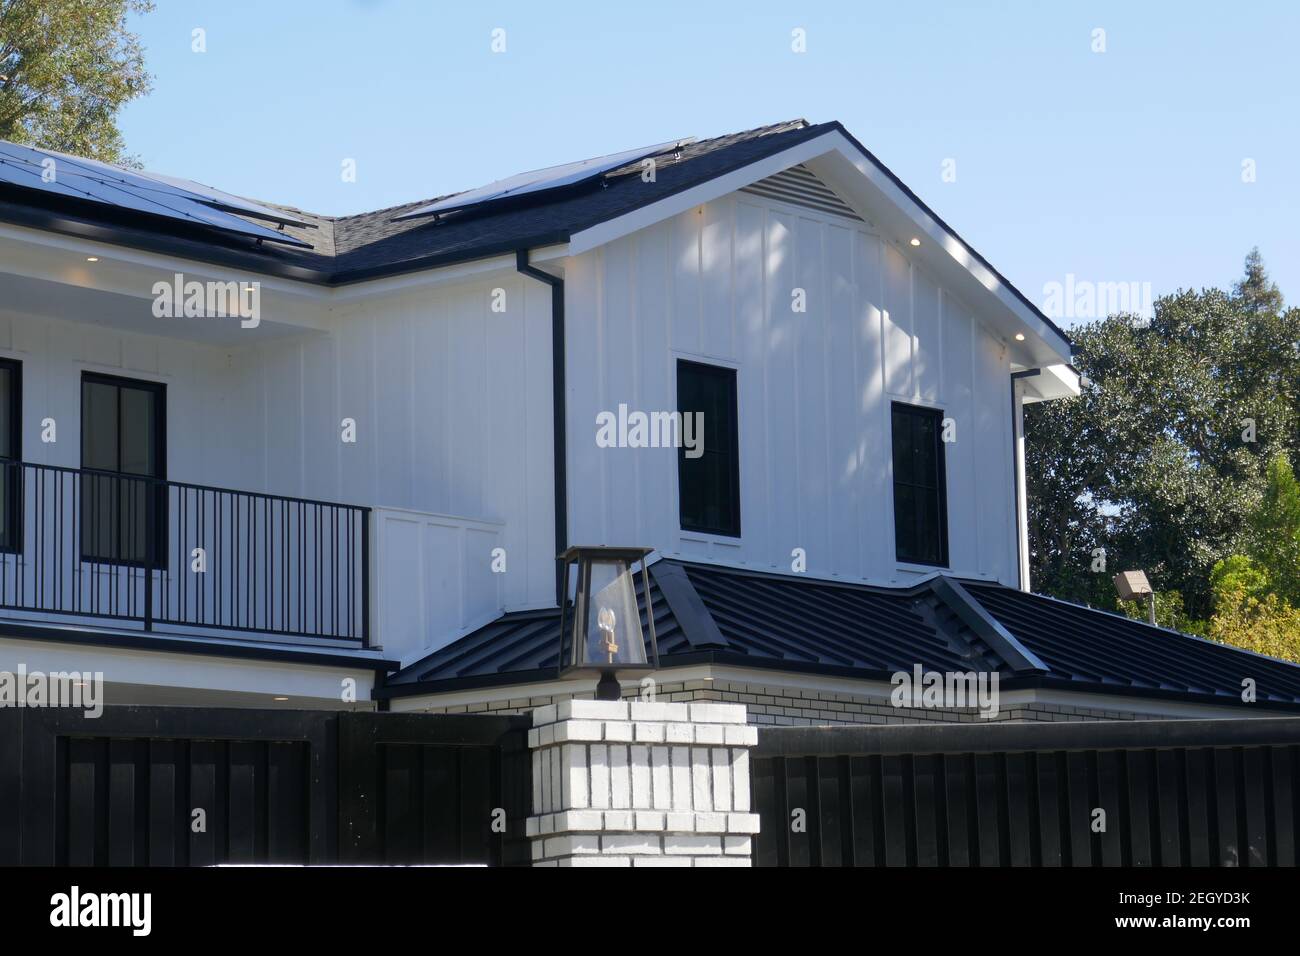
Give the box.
[0,120,1297,722]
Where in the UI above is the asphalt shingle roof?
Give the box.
[0,120,823,284]
[0,119,1074,350]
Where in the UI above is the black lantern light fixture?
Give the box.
[557,546,660,701]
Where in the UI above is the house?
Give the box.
[0,119,1297,722]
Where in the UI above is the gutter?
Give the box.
[515,249,568,604]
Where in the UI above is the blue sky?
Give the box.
[119,1,1298,320]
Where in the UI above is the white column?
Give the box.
[525,700,759,867]
[1013,379,1031,591]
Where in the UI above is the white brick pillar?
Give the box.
[525,700,759,867]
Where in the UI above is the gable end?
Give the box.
[740,164,864,222]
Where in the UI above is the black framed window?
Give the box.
[677,360,740,537]
[891,402,948,567]
[81,373,166,567]
[0,358,21,553]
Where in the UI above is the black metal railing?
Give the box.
[0,460,369,643]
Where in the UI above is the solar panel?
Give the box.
[0,140,314,248]
[393,137,694,222]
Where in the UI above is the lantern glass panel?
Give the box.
[581,559,647,667]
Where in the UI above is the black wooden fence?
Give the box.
[753,717,1300,867]
[9,705,1298,867]
[0,705,530,866]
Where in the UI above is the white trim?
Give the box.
[569,130,1072,366]
[1013,379,1031,590]
[568,133,842,257]
[388,661,1298,722]
[0,636,377,707]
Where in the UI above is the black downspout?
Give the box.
[515,250,568,605]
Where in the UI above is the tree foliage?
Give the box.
[1207,587,1300,664]
[0,0,152,163]
[1026,251,1300,621]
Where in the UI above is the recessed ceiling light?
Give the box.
[909,238,921,246]
[85,256,99,262]
[1015,333,1026,341]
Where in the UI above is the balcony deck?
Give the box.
[0,460,369,647]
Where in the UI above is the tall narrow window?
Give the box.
[81,373,166,566]
[677,360,740,537]
[0,359,21,553]
[891,402,948,567]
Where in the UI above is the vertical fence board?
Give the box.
[1036,752,1064,867]
[1125,750,1155,867]
[911,754,941,867]
[942,753,972,867]
[0,711,19,864]
[1213,748,1241,866]
[753,719,1300,867]
[1271,746,1296,866]
[817,756,844,867]
[752,756,779,867]
[1153,749,1183,867]
[148,739,181,866]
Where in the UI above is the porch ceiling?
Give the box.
[0,269,319,345]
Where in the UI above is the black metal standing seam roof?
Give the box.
[677,563,996,675]
[387,572,687,689]
[964,583,1300,707]
[383,559,1300,713]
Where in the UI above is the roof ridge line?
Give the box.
[930,575,1050,674]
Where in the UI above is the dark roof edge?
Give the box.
[967,582,1300,676]
[0,119,1080,340]
[824,121,1073,353]
[381,645,1300,713]
[0,198,334,283]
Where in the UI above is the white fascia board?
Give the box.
[330,243,570,303]
[568,129,1072,367]
[1018,363,1082,404]
[0,219,571,313]
[567,132,842,257]
[0,637,377,703]
[808,136,1073,366]
[0,221,326,303]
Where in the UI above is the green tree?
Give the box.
[1026,251,1300,619]
[1246,453,1300,605]
[1207,585,1300,664]
[1234,247,1284,316]
[0,0,153,163]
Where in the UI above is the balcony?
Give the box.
[0,460,369,644]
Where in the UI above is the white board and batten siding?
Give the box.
[0,273,557,664]
[231,276,557,658]
[564,169,1020,587]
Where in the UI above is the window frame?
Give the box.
[79,371,168,569]
[676,358,741,539]
[890,400,950,568]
